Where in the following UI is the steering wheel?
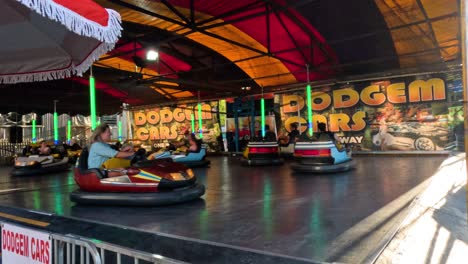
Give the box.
[130,148,147,165]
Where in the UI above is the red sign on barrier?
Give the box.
[2,223,51,264]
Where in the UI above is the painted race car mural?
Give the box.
[274,71,463,152]
[372,121,450,151]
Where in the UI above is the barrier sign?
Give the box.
[2,223,51,264]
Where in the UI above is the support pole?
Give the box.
[53,100,59,145]
[197,91,203,139]
[67,120,71,144]
[191,113,195,133]
[234,98,240,153]
[261,87,265,139]
[306,64,313,137]
[32,118,36,144]
[89,67,97,130]
[118,119,123,141]
[250,97,255,138]
[461,0,468,219]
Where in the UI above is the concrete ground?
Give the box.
[1,154,467,263]
[376,153,468,264]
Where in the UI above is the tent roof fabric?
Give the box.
[375,0,459,68]
[96,0,337,87]
[0,0,460,114]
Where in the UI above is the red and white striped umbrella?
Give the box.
[0,0,122,83]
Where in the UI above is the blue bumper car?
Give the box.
[153,147,210,168]
[291,136,355,173]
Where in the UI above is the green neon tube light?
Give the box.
[53,112,58,144]
[198,104,203,138]
[67,120,71,144]
[191,113,195,133]
[261,98,265,138]
[32,119,36,143]
[306,84,313,136]
[118,120,122,141]
[89,76,97,130]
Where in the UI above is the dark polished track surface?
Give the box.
[0,155,446,262]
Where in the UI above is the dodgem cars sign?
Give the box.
[2,223,51,264]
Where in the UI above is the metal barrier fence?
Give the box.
[92,238,185,264]
[52,233,101,264]
[1,222,187,264]
[0,141,29,166]
[54,234,188,264]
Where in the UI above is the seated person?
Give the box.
[22,145,37,156]
[171,131,191,152]
[278,122,300,146]
[70,140,82,151]
[88,124,135,177]
[38,141,51,156]
[315,122,343,149]
[187,133,201,153]
[315,122,339,141]
[263,125,277,142]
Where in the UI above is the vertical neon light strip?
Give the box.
[306,84,313,136]
[90,76,97,130]
[53,112,58,144]
[261,98,265,138]
[67,120,71,144]
[191,113,195,133]
[32,119,36,143]
[198,104,203,138]
[118,120,122,141]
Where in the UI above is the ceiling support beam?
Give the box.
[195,1,264,27]
[415,0,446,61]
[324,12,458,47]
[159,58,178,76]
[197,9,269,31]
[109,0,187,28]
[160,0,191,25]
[190,0,195,25]
[194,0,310,32]
[266,2,271,54]
[217,43,460,85]
[98,30,195,61]
[271,4,309,65]
[163,43,206,68]
[144,76,240,93]
[265,0,335,65]
[199,29,304,67]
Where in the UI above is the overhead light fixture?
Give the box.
[146,50,159,61]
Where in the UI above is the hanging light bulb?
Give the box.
[146,50,159,61]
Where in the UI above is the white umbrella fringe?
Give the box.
[0,0,122,83]
[0,42,117,84]
[18,0,122,43]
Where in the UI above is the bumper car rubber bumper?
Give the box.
[291,159,356,173]
[70,183,205,206]
[241,158,284,166]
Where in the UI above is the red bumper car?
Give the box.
[70,149,205,206]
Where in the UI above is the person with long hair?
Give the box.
[88,124,134,174]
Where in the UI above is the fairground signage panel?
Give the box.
[275,71,463,151]
[129,102,222,152]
